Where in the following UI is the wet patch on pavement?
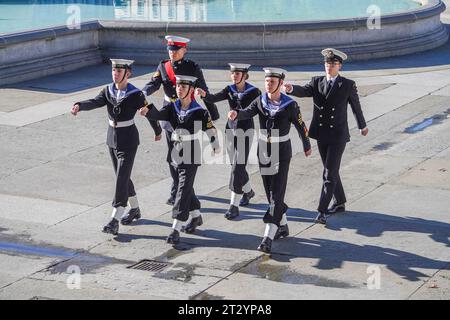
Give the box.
[404,109,450,134]
[237,255,356,289]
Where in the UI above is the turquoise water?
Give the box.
[0,0,422,35]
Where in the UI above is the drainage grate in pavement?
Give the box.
[128,260,171,273]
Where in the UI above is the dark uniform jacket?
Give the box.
[203,82,261,131]
[145,100,219,167]
[237,93,311,162]
[289,75,366,144]
[76,83,162,150]
[143,58,219,120]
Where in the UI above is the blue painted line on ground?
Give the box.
[0,242,76,258]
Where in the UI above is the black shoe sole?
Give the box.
[328,207,345,214]
[274,232,289,240]
[239,191,255,207]
[182,218,203,234]
[120,213,141,225]
[102,228,118,236]
[257,246,271,254]
[224,213,239,220]
[183,227,199,234]
[167,238,180,245]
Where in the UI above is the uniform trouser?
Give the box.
[109,147,137,208]
[172,165,201,222]
[159,99,178,199]
[227,130,253,194]
[165,129,179,199]
[260,159,290,227]
[317,141,347,213]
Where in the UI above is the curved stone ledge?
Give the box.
[0,0,448,85]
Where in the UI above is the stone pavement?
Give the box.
[0,20,450,300]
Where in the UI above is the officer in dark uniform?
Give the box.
[229,68,311,254]
[140,75,221,245]
[71,59,162,235]
[142,35,220,206]
[284,48,369,225]
[196,63,261,220]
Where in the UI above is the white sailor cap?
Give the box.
[110,59,134,69]
[165,35,190,50]
[321,48,348,63]
[263,67,287,80]
[228,63,251,72]
[176,75,197,86]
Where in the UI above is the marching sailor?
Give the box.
[228,68,312,253]
[140,75,221,245]
[142,35,220,206]
[284,48,368,225]
[71,59,162,235]
[196,63,261,220]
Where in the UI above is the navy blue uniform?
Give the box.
[143,58,219,120]
[143,58,219,200]
[76,83,161,208]
[145,100,219,222]
[289,75,367,212]
[237,93,311,226]
[203,83,261,194]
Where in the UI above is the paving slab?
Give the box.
[0,89,63,113]
[409,267,450,300]
[0,277,168,300]
[0,194,91,225]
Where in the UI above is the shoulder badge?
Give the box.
[206,116,214,129]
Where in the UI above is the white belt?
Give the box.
[109,119,135,128]
[259,133,290,143]
[164,95,177,103]
[171,132,201,142]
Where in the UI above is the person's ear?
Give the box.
[245,73,249,80]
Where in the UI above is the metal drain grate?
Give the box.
[128,260,171,273]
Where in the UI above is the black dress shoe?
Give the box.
[328,203,346,214]
[274,224,289,240]
[166,196,176,205]
[257,237,272,254]
[102,219,119,235]
[120,207,141,225]
[239,190,255,207]
[181,216,203,234]
[224,205,239,220]
[314,212,327,225]
[166,229,180,245]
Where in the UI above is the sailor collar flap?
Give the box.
[174,100,204,117]
[107,83,141,105]
[261,93,294,117]
[228,83,258,96]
